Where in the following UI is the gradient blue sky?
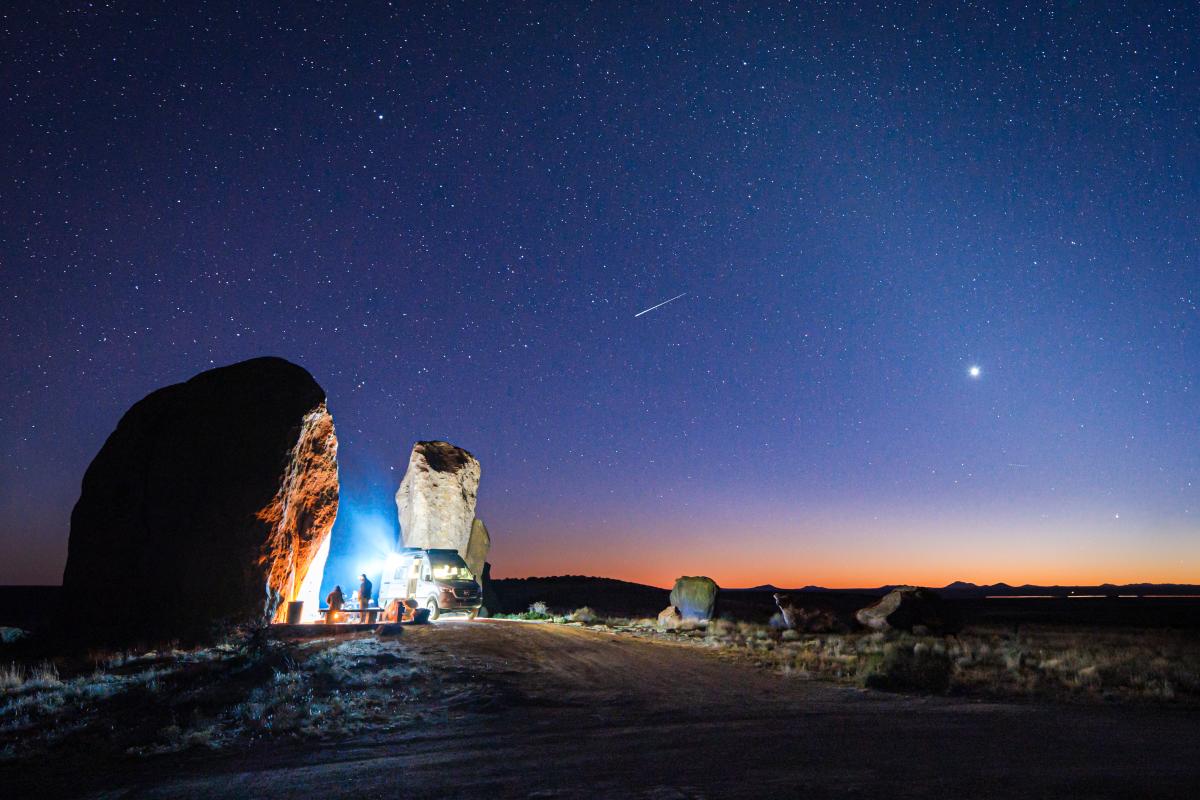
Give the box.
[2,1,1197,587]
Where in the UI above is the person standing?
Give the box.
[359,573,373,620]
[325,585,344,624]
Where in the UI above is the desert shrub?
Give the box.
[862,642,952,694]
[231,617,276,662]
[705,618,736,639]
[570,607,598,624]
[0,663,25,690]
[494,606,554,621]
[528,601,549,617]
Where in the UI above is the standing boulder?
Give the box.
[60,357,339,643]
[395,441,481,559]
[855,587,959,634]
[669,576,718,621]
[465,518,491,580]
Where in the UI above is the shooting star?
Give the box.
[634,292,688,318]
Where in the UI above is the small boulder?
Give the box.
[657,605,683,630]
[0,627,29,644]
[773,594,841,633]
[855,587,959,634]
[669,576,718,621]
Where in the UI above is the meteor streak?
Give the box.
[634,292,688,317]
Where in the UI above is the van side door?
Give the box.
[406,556,422,599]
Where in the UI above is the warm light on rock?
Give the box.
[60,357,340,642]
[260,404,339,622]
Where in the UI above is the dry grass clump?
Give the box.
[131,638,437,755]
[862,642,952,693]
[1,658,171,759]
[1,662,60,691]
[589,615,1200,704]
[2,633,458,762]
[570,607,599,624]
[947,625,1200,702]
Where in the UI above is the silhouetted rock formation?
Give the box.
[855,586,959,634]
[773,593,843,632]
[395,440,483,562]
[60,357,339,643]
[670,576,718,621]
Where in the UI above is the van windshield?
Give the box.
[430,555,474,582]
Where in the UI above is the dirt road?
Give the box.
[39,620,1200,797]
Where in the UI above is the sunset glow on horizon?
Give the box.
[486,514,1200,590]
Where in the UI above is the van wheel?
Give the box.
[426,598,440,620]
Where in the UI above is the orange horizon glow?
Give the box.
[490,565,1200,591]
[485,510,1200,590]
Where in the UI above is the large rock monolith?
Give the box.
[855,586,959,634]
[395,441,483,563]
[60,357,339,643]
[669,576,718,621]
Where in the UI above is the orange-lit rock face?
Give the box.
[60,357,340,643]
[261,404,339,622]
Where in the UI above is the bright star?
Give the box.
[968,365,981,378]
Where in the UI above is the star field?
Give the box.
[1,2,1197,587]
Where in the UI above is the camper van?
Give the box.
[377,547,482,620]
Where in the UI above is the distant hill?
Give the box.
[490,577,1200,628]
[490,575,669,617]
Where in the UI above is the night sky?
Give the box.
[3,2,1198,589]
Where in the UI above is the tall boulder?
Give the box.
[465,518,491,579]
[669,576,718,621]
[395,441,482,562]
[855,586,959,634]
[60,357,339,643]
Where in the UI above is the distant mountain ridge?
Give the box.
[498,576,1200,599]
[727,582,1200,598]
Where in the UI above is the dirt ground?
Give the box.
[9,618,1200,799]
